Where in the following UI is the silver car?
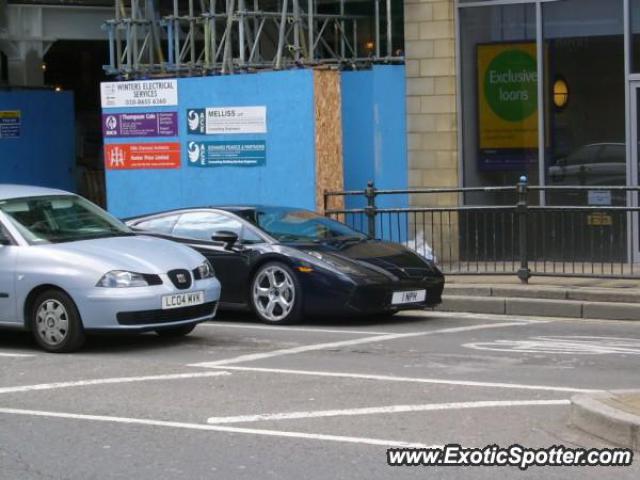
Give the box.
[0,185,221,353]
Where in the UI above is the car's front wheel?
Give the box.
[156,324,197,337]
[250,262,302,324]
[30,289,86,353]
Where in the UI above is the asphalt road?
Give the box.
[0,310,639,479]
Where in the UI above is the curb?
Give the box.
[438,295,640,321]
[570,392,640,452]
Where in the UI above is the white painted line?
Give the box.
[402,311,551,324]
[0,371,231,395]
[0,407,436,449]
[189,321,528,368]
[208,365,599,394]
[0,352,35,358]
[206,399,571,424]
[201,322,391,336]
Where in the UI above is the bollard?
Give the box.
[517,176,531,284]
[364,181,377,239]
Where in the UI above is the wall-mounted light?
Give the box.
[553,77,569,109]
[41,63,47,72]
[54,86,63,92]
[365,41,375,51]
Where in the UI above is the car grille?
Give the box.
[167,269,192,290]
[117,302,217,325]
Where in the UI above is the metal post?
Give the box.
[517,176,531,283]
[385,0,391,57]
[275,0,288,69]
[365,181,377,239]
[374,0,380,58]
[239,0,246,65]
[307,0,313,60]
[339,0,345,59]
[222,0,236,73]
[293,0,300,62]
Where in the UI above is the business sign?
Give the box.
[186,106,267,135]
[0,110,21,139]
[477,43,538,169]
[105,143,181,170]
[100,80,178,108]
[102,112,178,138]
[186,141,266,167]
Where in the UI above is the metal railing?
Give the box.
[323,178,640,281]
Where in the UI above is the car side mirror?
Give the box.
[212,230,239,250]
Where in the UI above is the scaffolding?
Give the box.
[104,0,402,77]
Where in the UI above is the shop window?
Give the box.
[543,0,625,204]
[460,4,537,204]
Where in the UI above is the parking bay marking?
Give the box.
[0,371,231,395]
[0,352,36,358]
[201,322,392,336]
[203,365,599,394]
[0,407,437,449]
[189,321,529,368]
[206,399,571,425]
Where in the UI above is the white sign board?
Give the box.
[588,190,612,206]
[187,106,267,135]
[101,80,178,108]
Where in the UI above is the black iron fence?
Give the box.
[323,179,640,281]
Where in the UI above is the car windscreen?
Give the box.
[0,195,132,244]
[250,208,367,243]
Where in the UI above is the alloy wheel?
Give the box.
[252,265,296,322]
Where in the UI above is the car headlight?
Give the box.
[96,271,149,288]
[304,251,362,275]
[195,260,215,280]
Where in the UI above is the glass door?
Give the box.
[630,83,640,263]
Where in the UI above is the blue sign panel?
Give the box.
[0,111,21,139]
[186,140,266,167]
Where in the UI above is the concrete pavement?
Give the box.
[440,275,640,321]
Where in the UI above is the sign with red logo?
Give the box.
[105,143,181,170]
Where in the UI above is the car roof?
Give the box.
[0,184,72,201]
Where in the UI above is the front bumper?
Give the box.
[300,269,445,316]
[70,276,221,331]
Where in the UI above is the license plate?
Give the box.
[392,290,426,305]
[161,291,204,310]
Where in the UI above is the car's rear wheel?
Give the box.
[30,290,85,353]
[250,262,302,324]
[156,324,197,337]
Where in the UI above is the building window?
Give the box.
[459,4,537,204]
[543,0,625,204]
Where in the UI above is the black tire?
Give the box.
[250,261,303,325]
[30,289,85,353]
[156,324,197,337]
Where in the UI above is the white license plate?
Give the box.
[392,290,426,305]
[161,291,205,310]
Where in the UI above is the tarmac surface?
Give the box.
[0,310,639,479]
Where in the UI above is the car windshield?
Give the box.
[244,207,367,243]
[0,195,132,244]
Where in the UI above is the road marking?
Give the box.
[201,322,391,336]
[0,371,230,395]
[0,407,436,449]
[0,352,35,358]
[464,336,640,356]
[189,321,528,368]
[399,311,551,324]
[206,366,598,393]
[206,399,570,424]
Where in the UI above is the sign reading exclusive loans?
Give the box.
[477,42,538,152]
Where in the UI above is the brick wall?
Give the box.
[404,0,458,207]
[404,0,459,262]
